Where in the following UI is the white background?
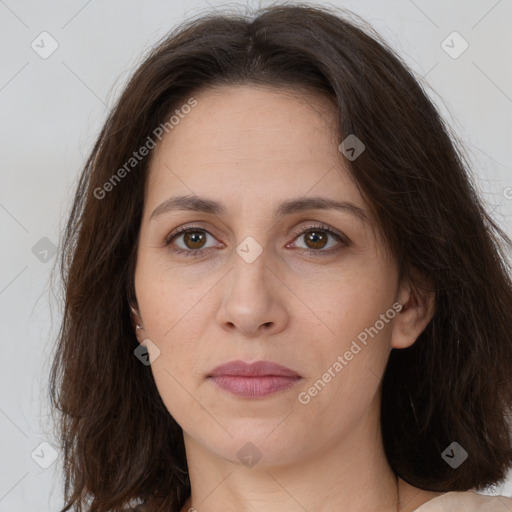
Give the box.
[0,0,511,510]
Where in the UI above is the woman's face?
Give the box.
[133,84,427,467]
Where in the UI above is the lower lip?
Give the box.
[209,375,301,398]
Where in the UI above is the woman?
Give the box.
[49,3,512,511]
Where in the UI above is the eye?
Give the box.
[164,225,221,258]
[287,224,349,256]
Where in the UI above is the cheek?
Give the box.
[134,259,214,402]
[137,275,213,427]
[305,257,398,347]
[295,310,394,437]
[135,250,214,340]
[297,259,397,404]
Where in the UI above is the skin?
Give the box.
[131,84,441,512]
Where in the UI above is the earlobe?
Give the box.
[391,281,435,350]
[129,303,145,341]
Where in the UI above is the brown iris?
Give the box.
[304,230,328,250]
[183,230,206,249]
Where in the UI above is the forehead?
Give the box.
[145,84,358,210]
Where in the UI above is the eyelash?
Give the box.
[164,223,349,259]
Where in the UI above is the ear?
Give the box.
[129,302,145,343]
[391,277,435,350]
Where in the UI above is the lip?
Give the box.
[207,360,302,398]
[209,360,301,378]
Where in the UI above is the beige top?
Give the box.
[413,491,512,511]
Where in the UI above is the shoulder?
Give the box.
[413,490,512,511]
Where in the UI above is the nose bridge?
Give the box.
[235,232,266,266]
[215,232,287,335]
[230,233,270,292]
[221,201,283,290]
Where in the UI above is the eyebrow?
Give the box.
[150,195,369,223]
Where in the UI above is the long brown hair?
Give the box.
[49,3,512,511]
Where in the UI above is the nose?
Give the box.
[216,246,289,338]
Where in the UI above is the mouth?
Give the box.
[207,360,303,399]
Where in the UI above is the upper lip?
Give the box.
[208,360,301,378]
